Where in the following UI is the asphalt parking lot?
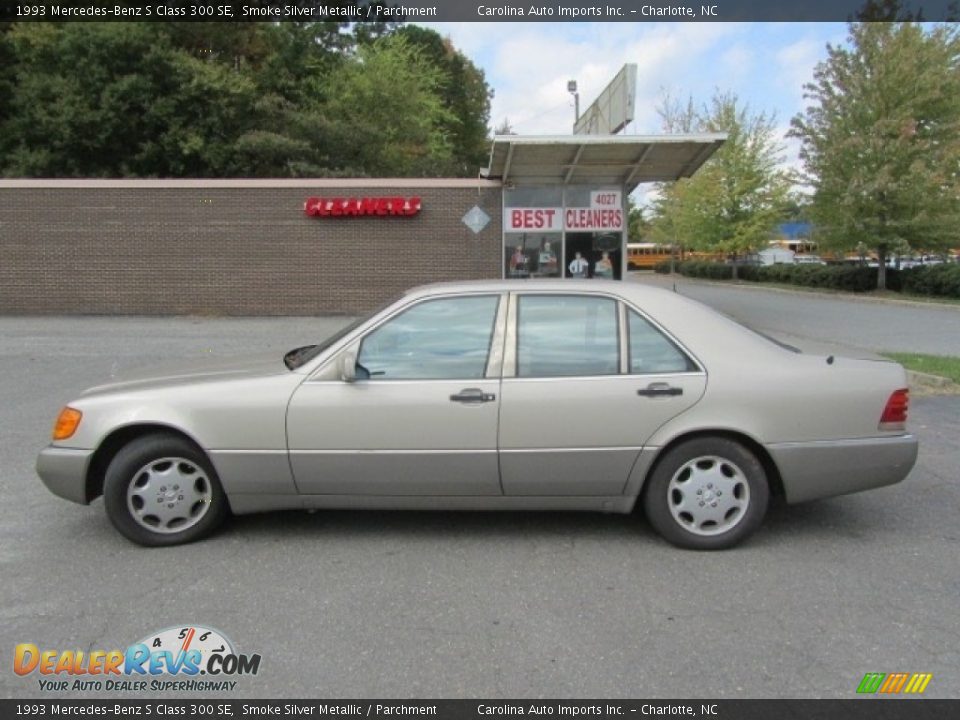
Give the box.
[2,309,958,700]
[633,271,960,356]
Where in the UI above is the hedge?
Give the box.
[899,264,960,298]
[654,260,960,297]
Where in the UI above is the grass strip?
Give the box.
[882,352,960,384]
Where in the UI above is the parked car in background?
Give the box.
[36,280,918,550]
[725,254,764,266]
[793,255,827,265]
[757,247,795,265]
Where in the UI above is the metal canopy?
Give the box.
[482,134,726,192]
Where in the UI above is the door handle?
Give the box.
[637,383,683,397]
[450,388,496,403]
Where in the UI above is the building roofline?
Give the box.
[0,178,502,190]
[488,133,728,146]
[482,133,727,190]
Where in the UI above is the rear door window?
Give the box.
[627,309,697,374]
[516,295,619,377]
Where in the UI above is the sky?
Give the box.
[419,21,851,199]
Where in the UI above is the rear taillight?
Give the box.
[879,388,909,431]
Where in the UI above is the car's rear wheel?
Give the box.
[103,434,227,546]
[643,437,769,550]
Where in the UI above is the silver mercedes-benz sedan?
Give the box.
[36,280,918,549]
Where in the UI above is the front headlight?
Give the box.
[52,407,83,441]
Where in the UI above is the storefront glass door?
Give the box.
[503,186,624,280]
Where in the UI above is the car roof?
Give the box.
[404,278,795,367]
[408,278,670,300]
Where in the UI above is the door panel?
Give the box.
[498,375,705,495]
[286,293,504,497]
[498,293,706,496]
[287,380,501,495]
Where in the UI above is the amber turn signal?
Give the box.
[53,407,83,440]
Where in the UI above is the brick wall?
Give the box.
[0,180,503,316]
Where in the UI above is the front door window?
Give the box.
[358,295,500,380]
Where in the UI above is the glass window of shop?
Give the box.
[503,187,563,278]
[503,186,624,280]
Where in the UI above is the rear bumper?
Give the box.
[36,446,94,505]
[768,435,918,504]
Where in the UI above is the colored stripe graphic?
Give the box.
[879,672,909,693]
[904,673,933,694]
[857,672,932,694]
[857,673,885,693]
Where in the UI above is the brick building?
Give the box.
[0,134,723,316]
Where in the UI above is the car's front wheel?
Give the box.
[103,433,227,546]
[643,437,769,550]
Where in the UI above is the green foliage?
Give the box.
[899,264,960,297]
[650,91,792,259]
[394,26,493,175]
[0,23,15,156]
[881,352,960,384]
[790,22,960,288]
[319,35,456,176]
[627,201,650,242]
[0,21,491,178]
[671,261,734,280]
[669,260,960,297]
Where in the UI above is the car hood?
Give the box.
[81,352,290,397]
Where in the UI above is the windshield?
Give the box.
[284,296,402,370]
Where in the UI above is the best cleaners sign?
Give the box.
[506,191,623,232]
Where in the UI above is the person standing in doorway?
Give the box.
[539,241,558,276]
[594,251,614,279]
[509,245,528,277]
[569,252,589,278]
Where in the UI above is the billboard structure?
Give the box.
[573,64,637,136]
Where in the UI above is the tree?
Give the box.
[0,23,14,141]
[790,22,960,289]
[627,200,650,242]
[394,26,493,175]
[650,91,793,278]
[0,21,491,179]
[1,23,260,176]
[316,35,456,176]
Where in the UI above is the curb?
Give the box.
[907,370,960,395]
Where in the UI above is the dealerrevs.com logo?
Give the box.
[14,625,261,693]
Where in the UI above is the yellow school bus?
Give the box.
[626,243,673,269]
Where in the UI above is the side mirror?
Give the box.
[339,350,358,383]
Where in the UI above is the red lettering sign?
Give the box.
[565,208,624,230]
[304,197,422,218]
[506,207,562,231]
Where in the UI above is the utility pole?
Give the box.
[568,80,580,126]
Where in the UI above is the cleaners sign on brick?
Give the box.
[304,197,422,218]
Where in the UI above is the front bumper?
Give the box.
[768,434,919,504]
[36,446,95,505]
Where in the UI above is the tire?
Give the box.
[643,437,769,550]
[103,433,228,546]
